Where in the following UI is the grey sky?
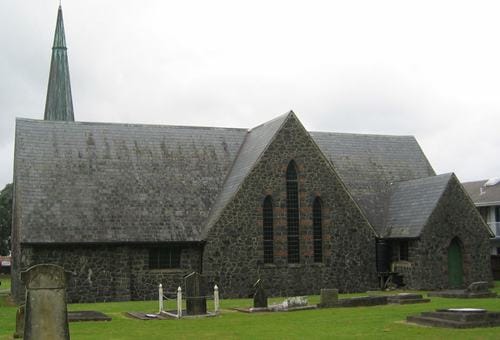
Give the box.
[1,0,499,189]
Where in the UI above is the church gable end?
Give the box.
[404,174,492,289]
[203,113,377,297]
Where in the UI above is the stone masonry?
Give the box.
[15,244,202,303]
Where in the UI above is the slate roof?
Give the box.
[310,132,436,234]
[384,173,453,238]
[15,119,246,243]
[462,179,500,206]
[15,114,446,243]
[203,113,290,236]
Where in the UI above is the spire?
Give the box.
[44,5,74,121]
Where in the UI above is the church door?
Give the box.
[447,238,464,288]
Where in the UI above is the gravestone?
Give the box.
[428,281,497,298]
[337,295,388,307]
[268,296,311,311]
[284,296,308,308]
[21,264,70,340]
[318,289,338,308]
[385,293,430,304]
[253,279,268,308]
[466,281,490,292]
[67,310,112,322]
[407,308,500,328]
[185,272,207,315]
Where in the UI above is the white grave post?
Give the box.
[177,286,182,318]
[214,285,220,314]
[158,283,163,313]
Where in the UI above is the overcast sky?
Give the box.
[1,0,499,189]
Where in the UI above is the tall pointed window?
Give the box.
[263,196,274,264]
[313,197,323,263]
[287,161,300,263]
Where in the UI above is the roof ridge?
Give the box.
[310,130,415,138]
[389,173,452,187]
[16,117,248,132]
[249,111,292,132]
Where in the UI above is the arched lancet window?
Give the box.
[287,161,300,263]
[448,237,464,288]
[313,197,323,263]
[263,195,274,264]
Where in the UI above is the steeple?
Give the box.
[44,5,74,121]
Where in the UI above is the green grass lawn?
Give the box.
[0,275,10,292]
[1,277,500,340]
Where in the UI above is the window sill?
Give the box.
[311,262,324,267]
[287,263,302,268]
[148,268,184,273]
[262,263,277,268]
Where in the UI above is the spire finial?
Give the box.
[44,5,74,121]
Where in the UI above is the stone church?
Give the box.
[11,6,493,303]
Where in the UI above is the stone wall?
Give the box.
[203,115,378,298]
[404,175,492,290]
[12,244,202,303]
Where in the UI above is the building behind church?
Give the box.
[11,6,493,303]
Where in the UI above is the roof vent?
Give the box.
[484,177,500,187]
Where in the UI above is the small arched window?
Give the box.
[313,197,323,263]
[287,161,300,263]
[263,195,274,264]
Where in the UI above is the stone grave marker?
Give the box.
[185,272,207,315]
[285,296,308,308]
[21,264,70,340]
[385,293,430,304]
[466,281,490,292]
[318,288,338,308]
[253,279,268,308]
[268,296,312,311]
[407,308,500,328]
[428,281,497,298]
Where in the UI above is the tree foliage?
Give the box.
[0,183,13,255]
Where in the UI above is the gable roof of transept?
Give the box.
[310,131,436,235]
[384,173,452,238]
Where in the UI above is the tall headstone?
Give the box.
[21,264,70,340]
[184,272,207,315]
[253,279,268,308]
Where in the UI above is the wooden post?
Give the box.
[177,286,182,318]
[158,284,163,313]
[214,285,220,314]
